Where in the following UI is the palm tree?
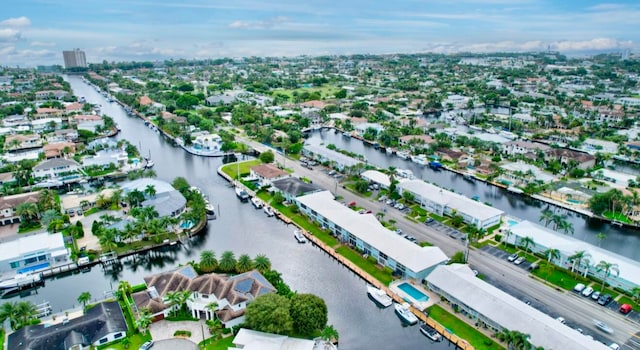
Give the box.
[99,228,118,252]
[38,189,57,211]
[253,254,271,272]
[205,302,218,321]
[236,254,254,273]
[557,219,574,235]
[135,308,153,334]
[199,250,218,273]
[596,232,607,247]
[544,248,560,263]
[144,184,156,198]
[77,291,92,310]
[118,281,133,301]
[519,236,535,254]
[0,301,18,330]
[164,291,182,317]
[176,290,193,315]
[631,286,640,303]
[568,250,590,274]
[206,318,223,340]
[320,324,339,348]
[219,251,237,273]
[595,260,620,292]
[510,330,531,350]
[16,202,39,223]
[14,301,37,329]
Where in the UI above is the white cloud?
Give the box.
[229,16,290,30]
[551,38,634,52]
[30,41,56,47]
[1,16,31,27]
[0,28,21,42]
[0,46,15,55]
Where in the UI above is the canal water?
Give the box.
[5,76,454,350]
[305,131,640,261]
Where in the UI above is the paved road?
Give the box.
[245,139,640,348]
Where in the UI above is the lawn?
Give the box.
[617,296,639,311]
[201,336,235,350]
[602,211,632,223]
[531,266,588,291]
[272,85,340,99]
[336,245,394,285]
[220,159,262,179]
[97,333,151,350]
[427,305,503,350]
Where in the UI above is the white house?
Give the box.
[230,329,317,350]
[0,231,70,274]
[0,191,40,226]
[32,158,82,181]
[249,163,289,187]
[73,114,104,132]
[360,170,391,189]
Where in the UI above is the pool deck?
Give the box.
[389,280,436,311]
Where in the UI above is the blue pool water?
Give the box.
[567,199,583,204]
[18,262,50,274]
[508,219,519,226]
[397,282,429,302]
[180,220,194,229]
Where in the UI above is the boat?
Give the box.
[144,158,155,169]
[205,202,216,220]
[507,187,524,195]
[366,285,392,308]
[411,154,427,166]
[394,303,418,325]
[294,229,307,243]
[396,151,410,160]
[251,197,263,209]
[264,206,274,217]
[463,173,474,181]
[594,320,614,334]
[0,273,42,290]
[342,132,351,138]
[235,187,249,202]
[420,324,442,342]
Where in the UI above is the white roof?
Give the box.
[120,178,176,194]
[399,180,503,221]
[0,232,65,261]
[427,264,610,350]
[508,220,640,286]
[231,328,315,350]
[296,191,448,273]
[361,170,390,187]
[303,140,363,168]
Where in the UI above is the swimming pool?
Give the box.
[508,219,519,226]
[397,282,429,302]
[180,220,194,229]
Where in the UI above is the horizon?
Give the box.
[1,0,639,66]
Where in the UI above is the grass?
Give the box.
[617,296,639,311]
[428,212,446,222]
[336,245,394,285]
[427,304,504,350]
[201,336,235,350]
[272,84,339,99]
[97,333,151,350]
[602,211,632,224]
[531,265,588,291]
[220,159,262,179]
[83,207,101,216]
[0,329,4,350]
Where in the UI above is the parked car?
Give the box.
[76,209,83,216]
[528,262,539,270]
[378,195,387,202]
[591,291,601,301]
[67,209,75,217]
[619,304,632,314]
[556,317,566,324]
[394,228,403,235]
[609,343,620,350]
[328,170,336,176]
[573,283,586,293]
[598,294,613,306]
[347,201,356,207]
[581,286,594,297]
[514,256,526,265]
[140,341,154,350]
[507,253,519,262]
[424,217,434,224]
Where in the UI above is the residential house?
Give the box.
[34,107,63,118]
[32,158,82,181]
[230,329,316,350]
[270,177,323,203]
[43,142,76,159]
[73,114,104,132]
[160,111,187,124]
[0,191,40,226]
[0,231,70,273]
[120,178,187,218]
[502,141,550,156]
[34,90,69,100]
[0,172,15,186]
[47,129,79,143]
[398,135,435,148]
[360,170,391,189]
[354,122,384,137]
[206,94,236,106]
[544,148,595,169]
[131,266,276,328]
[249,164,289,187]
[303,139,363,171]
[296,190,448,280]
[4,134,43,151]
[64,102,84,113]
[8,301,128,350]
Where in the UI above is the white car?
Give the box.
[514,256,526,265]
[609,343,620,350]
[581,286,594,297]
[556,317,566,324]
[591,291,601,300]
[573,283,586,293]
[507,253,519,262]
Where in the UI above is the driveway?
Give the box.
[149,320,208,344]
[153,338,199,350]
[74,210,124,251]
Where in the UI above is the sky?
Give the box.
[1,0,639,66]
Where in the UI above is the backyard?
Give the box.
[220,159,262,179]
[428,305,503,350]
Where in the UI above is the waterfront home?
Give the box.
[34,89,69,100]
[32,158,82,182]
[354,122,384,137]
[296,190,448,280]
[302,139,363,171]
[398,179,503,230]
[35,107,63,118]
[73,114,104,132]
[0,231,70,274]
[7,301,128,350]
[270,177,323,203]
[398,135,435,148]
[47,129,79,143]
[82,148,128,168]
[188,132,224,155]
[249,163,289,188]
[360,170,390,189]
[0,191,40,226]
[231,328,317,350]
[43,142,76,159]
[505,221,640,292]
[544,148,595,169]
[4,133,42,151]
[425,264,610,350]
[120,178,187,217]
[132,266,276,328]
[502,140,550,156]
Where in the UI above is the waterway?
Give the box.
[305,130,640,261]
[5,76,454,350]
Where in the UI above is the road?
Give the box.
[247,139,640,348]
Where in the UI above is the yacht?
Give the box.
[235,187,249,202]
[462,172,475,182]
[394,302,418,325]
[294,229,308,243]
[205,201,216,220]
[0,273,41,290]
[396,151,410,160]
[507,187,524,195]
[420,324,442,342]
[411,154,427,166]
[251,197,263,209]
[263,206,275,217]
[366,285,392,308]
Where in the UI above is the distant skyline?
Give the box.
[1,0,639,66]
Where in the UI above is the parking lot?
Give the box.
[481,245,534,270]
[424,219,466,241]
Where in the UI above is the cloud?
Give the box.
[419,38,636,54]
[229,16,290,30]
[0,28,21,42]
[1,16,31,27]
[551,38,634,52]
[30,41,56,47]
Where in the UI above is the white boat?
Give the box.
[251,197,263,209]
[411,154,428,166]
[463,172,475,181]
[507,187,524,194]
[144,159,155,169]
[0,273,41,290]
[263,206,274,217]
[366,285,392,308]
[420,324,442,342]
[394,302,418,325]
[235,187,249,202]
[397,151,410,160]
[205,202,216,220]
[294,229,307,243]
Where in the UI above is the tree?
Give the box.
[236,254,254,273]
[165,291,182,316]
[135,308,153,334]
[199,250,218,273]
[172,177,191,194]
[253,254,271,272]
[16,202,39,223]
[320,324,339,347]
[77,291,92,310]
[568,250,591,274]
[449,250,467,264]
[219,251,237,272]
[290,294,328,336]
[519,236,535,253]
[38,189,57,211]
[144,184,156,198]
[259,150,275,164]
[245,293,293,335]
[544,248,560,262]
[14,301,37,330]
[538,208,553,227]
[354,179,369,193]
[402,191,415,203]
[0,302,18,330]
[595,260,620,292]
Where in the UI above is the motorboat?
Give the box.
[507,187,524,195]
[594,320,614,334]
[235,187,249,202]
[0,273,41,290]
[264,206,275,217]
[462,172,475,182]
[394,302,418,325]
[420,324,442,342]
[366,285,392,308]
[294,229,308,243]
[396,151,410,160]
[251,197,263,209]
[205,201,216,220]
[411,154,428,166]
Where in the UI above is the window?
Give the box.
[10,261,19,269]
[38,255,47,261]
[114,332,123,339]
[24,257,38,264]
[99,338,108,344]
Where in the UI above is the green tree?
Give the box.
[165,291,182,316]
[538,208,554,227]
[135,308,153,334]
[596,232,607,247]
[0,302,19,330]
[77,291,92,310]
[449,250,466,264]
[14,301,37,330]
[320,324,339,345]
[544,248,560,262]
[144,184,156,198]
[595,260,620,292]
[253,254,272,272]
[519,236,535,253]
[219,251,237,273]
[245,293,293,335]
[16,202,39,223]
[172,177,191,194]
[199,250,218,273]
[259,151,275,164]
[290,293,328,336]
[354,179,369,193]
[236,254,254,273]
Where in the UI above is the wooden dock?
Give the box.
[40,262,81,278]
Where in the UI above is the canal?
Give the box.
[305,130,640,261]
[6,76,454,350]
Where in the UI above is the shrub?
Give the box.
[494,234,502,242]
[174,330,192,337]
